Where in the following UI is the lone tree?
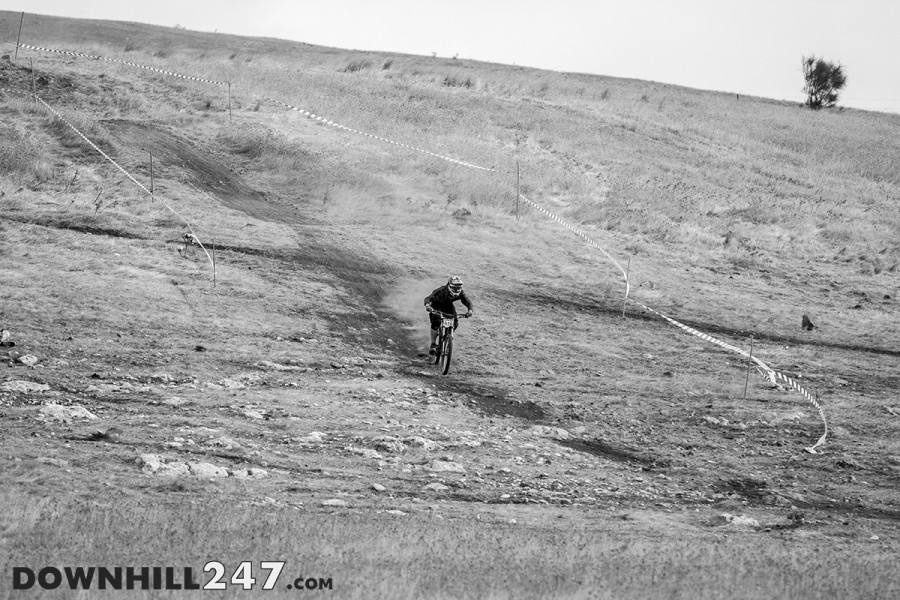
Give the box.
[802,55,847,109]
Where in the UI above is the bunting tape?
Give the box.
[12,43,828,450]
[17,43,230,86]
[17,43,501,172]
[4,83,217,278]
[518,193,828,452]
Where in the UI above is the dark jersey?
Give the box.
[425,286,473,315]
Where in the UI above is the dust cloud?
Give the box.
[382,278,441,351]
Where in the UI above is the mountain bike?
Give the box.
[430,311,469,375]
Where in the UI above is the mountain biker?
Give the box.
[424,276,474,355]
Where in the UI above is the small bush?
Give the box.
[0,127,53,185]
[342,59,373,73]
[382,59,393,70]
[153,43,173,59]
[443,75,474,89]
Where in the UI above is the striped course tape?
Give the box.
[518,193,828,452]
[258,95,497,171]
[15,44,828,450]
[18,43,501,173]
[1,84,216,277]
[17,43,230,87]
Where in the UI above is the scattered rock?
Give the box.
[231,468,268,479]
[206,436,242,450]
[259,361,303,371]
[426,460,466,474]
[86,428,123,442]
[349,447,383,460]
[17,355,39,367]
[158,462,191,477]
[321,499,349,508]
[711,513,759,529]
[423,483,449,492]
[137,454,164,474]
[801,315,816,331]
[218,379,246,389]
[138,454,229,478]
[728,515,760,529]
[189,462,229,478]
[0,380,50,393]
[39,403,98,423]
[161,397,187,407]
[242,409,264,419]
[39,457,70,468]
[371,483,387,492]
[386,509,406,516]
[373,436,405,454]
[403,436,440,451]
[296,431,325,444]
[528,425,570,440]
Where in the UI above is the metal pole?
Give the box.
[14,12,24,60]
[227,83,232,122]
[622,256,631,318]
[515,161,520,220]
[148,150,154,195]
[743,335,754,399]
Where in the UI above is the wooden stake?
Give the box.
[515,161,520,220]
[30,58,36,102]
[622,255,631,318]
[148,149,154,195]
[227,83,232,122]
[212,237,217,287]
[743,335,754,399]
[65,169,79,193]
[14,12,24,60]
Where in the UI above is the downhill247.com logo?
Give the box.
[12,562,333,591]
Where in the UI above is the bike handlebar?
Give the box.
[429,310,470,319]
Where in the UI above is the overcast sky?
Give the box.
[14,0,900,114]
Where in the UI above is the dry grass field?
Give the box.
[1,10,899,599]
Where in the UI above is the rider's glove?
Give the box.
[426,305,433,313]
[465,310,473,317]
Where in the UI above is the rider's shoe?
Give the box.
[429,344,438,356]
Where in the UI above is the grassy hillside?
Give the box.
[1,10,898,599]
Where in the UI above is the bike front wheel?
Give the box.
[439,333,453,375]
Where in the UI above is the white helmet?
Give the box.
[447,276,463,297]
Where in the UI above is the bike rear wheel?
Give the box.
[439,333,453,375]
